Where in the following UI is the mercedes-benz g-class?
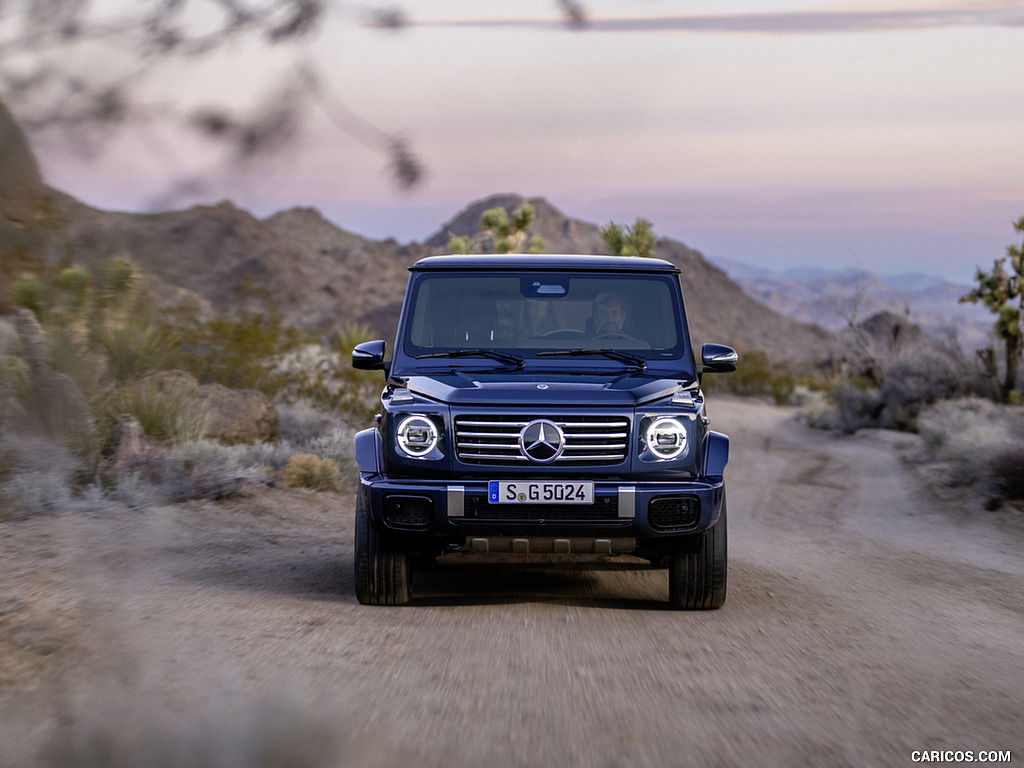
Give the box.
[351,254,737,609]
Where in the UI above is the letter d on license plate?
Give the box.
[488,481,594,504]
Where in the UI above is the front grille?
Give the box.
[462,494,620,520]
[454,414,630,466]
[383,494,433,528]
[648,496,699,531]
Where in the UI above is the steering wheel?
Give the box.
[594,332,633,340]
[541,328,583,337]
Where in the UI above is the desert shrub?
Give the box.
[304,425,357,468]
[95,318,175,385]
[917,398,1024,480]
[0,469,73,519]
[280,454,341,492]
[336,322,375,354]
[0,434,82,520]
[277,325,382,427]
[916,397,1024,508]
[7,258,172,402]
[94,403,354,507]
[243,439,302,472]
[162,306,307,395]
[874,351,963,430]
[168,440,272,499]
[106,468,171,508]
[293,366,381,428]
[810,379,881,433]
[56,266,93,317]
[278,399,362,442]
[107,440,272,506]
[46,321,103,392]
[11,273,46,320]
[276,399,344,443]
[245,407,357,473]
[96,379,208,447]
[918,398,1013,453]
[814,348,969,433]
[981,445,1024,509]
[101,257,140,303]
[702,349,796,405]
[0,356,31,423]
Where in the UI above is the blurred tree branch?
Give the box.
[1,0,587,206]
[0,0,426,205]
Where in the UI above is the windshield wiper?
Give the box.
[536,348,646,371]
[415,349,525,369]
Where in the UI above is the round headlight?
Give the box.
[645,417,688,460]
[397,415,438,457]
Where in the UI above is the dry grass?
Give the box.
[0,395,360,517]
[279,454,341,492]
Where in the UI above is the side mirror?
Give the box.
[352,340,388,371]
[700,343,738,374]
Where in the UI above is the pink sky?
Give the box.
[32,1,1024,282]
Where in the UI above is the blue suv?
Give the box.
[352,254,737,609]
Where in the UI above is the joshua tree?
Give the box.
[960,217,1024,402]
[601,217,656,258]
[448,203,545,255]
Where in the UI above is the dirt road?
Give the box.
[1,397,1022,767]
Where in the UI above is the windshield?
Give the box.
[403,272,687,363]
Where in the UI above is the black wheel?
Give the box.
[354,493,411,605]
[668,493,727,610]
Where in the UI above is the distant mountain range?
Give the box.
[37,187,998,365]
[708,256,995,352]
[47,191,839,363]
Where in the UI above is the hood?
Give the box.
[402,372,684,407]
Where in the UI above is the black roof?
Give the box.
[410,254,680,274]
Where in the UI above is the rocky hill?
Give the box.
[46,191,838,363]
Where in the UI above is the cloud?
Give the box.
[409,7,1024,35]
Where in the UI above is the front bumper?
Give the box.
[358,475,725,557]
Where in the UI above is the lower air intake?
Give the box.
[383,495,433,528]
[648,496,699,531]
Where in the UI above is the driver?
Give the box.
[591,292,626,336]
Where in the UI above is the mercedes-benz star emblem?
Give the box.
[519,419,565,464]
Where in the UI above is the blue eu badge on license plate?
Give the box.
[488,481,500,503]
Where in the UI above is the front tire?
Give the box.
[354,494,411,605]
[668,493,727,610]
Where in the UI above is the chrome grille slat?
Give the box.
[464,453,530,462]
[458,420,531,428]
[455,415,630,466]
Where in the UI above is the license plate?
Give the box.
[488,481,594,504]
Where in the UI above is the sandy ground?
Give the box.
[1,396,1022,767]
